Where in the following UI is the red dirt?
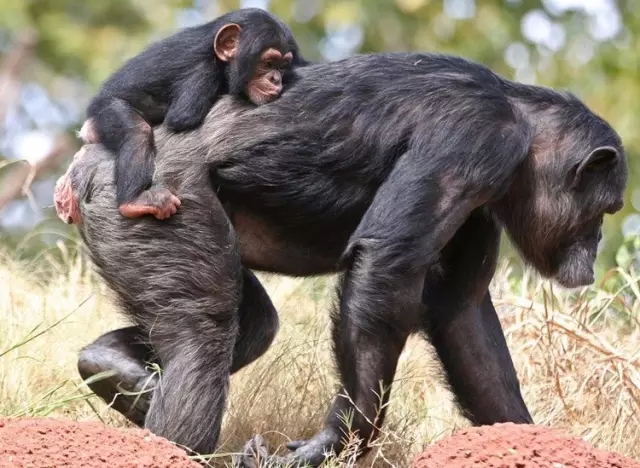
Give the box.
[412,422,640,468]
[0,418,200,468]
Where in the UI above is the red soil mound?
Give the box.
[0,418,200,468]
[412,423,640,468]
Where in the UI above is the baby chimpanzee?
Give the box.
[80,8,307,220]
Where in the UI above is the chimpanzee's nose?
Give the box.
[270,73,281,85]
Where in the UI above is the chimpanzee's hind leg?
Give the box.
[75,168,243,455]
[77,267,279,427]
[231,268,279,373]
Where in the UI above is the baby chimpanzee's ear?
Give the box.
[214,23,241,62]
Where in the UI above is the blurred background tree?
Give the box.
[0,0,638,281]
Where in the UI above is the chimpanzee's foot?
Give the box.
[119,187,181,220]
[77,358,158,427]
[236,428,344,468]
[78,119,100,144]
[77,327,159,427]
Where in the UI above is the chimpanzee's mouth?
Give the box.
[553,240,598,289]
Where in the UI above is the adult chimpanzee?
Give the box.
[54,52,627,467]
[79,8,307,223]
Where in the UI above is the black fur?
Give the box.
[69,52,627,466]
[85,8,307,208]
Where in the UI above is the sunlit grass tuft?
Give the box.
[0,247,638,467]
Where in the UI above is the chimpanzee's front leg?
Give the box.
[421,208,533,425]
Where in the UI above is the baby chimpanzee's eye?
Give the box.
[264,61,274,69]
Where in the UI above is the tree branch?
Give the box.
[0,29,38,126]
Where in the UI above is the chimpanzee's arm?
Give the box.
[342,119,532,273]
[164,62,220,133]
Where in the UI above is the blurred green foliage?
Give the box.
[0,0,638,279]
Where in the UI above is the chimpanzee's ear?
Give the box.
[570,146,619,188]
[214,23,241,61]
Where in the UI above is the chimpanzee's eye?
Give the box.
[265,61,274,69]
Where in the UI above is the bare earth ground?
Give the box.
[0,417,199,468]
[2,418,639,468]
[412,423,640,468]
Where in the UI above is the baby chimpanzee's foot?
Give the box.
[119,188,181,220]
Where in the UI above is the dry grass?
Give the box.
[0,245,639,467]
